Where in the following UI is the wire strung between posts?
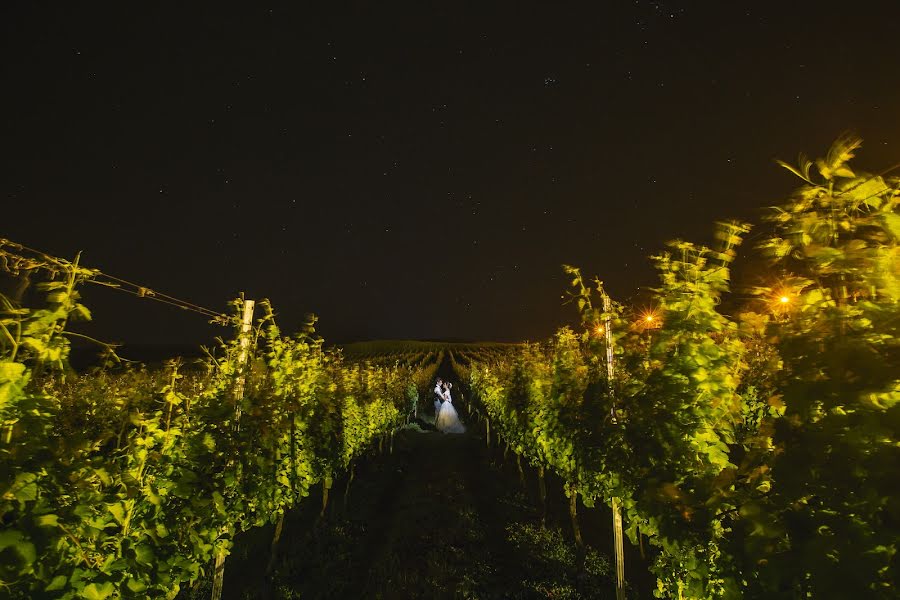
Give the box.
[0,237,230,325]
[88,279,227,321]
[88,276,227,322]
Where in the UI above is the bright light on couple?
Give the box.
[433,377,466,434]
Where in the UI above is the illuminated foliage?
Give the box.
[0,135,896,599]
[740,135,900,597]
[0,281,435,598]
[462,138,899,598]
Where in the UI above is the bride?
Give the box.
[436,382,466,434]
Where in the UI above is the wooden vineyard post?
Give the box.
[210,551,226,600]
[319,476,332,520]
[537,465,547,528]
[603,291,616,423]
[232,298,256,426]
[638,525,645,560]
[266,513,285,574]
[516,453,526,489]
[290,418,297,495]
[612,496,626,600]
[603,290,626,600]
[343,462,355,509]
[567,482,584,551]
[211,298,255,600]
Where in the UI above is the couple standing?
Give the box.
[433,377,466,434]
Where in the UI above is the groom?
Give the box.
[433,377,444,420]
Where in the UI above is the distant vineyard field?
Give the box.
[338,339,522,359]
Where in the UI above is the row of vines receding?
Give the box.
[0,257,441,599]
[459,135,899,599]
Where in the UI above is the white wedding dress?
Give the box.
[435,389,466,434]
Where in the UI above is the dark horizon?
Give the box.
[4,2,899,347]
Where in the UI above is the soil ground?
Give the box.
[192,397,656,600]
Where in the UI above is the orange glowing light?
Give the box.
[595,325,605,335]
[779,295,790,304]
[638,310,661,329]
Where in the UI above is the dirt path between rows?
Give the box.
[219,422,637,600]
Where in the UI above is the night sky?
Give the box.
[3,2,899,347]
